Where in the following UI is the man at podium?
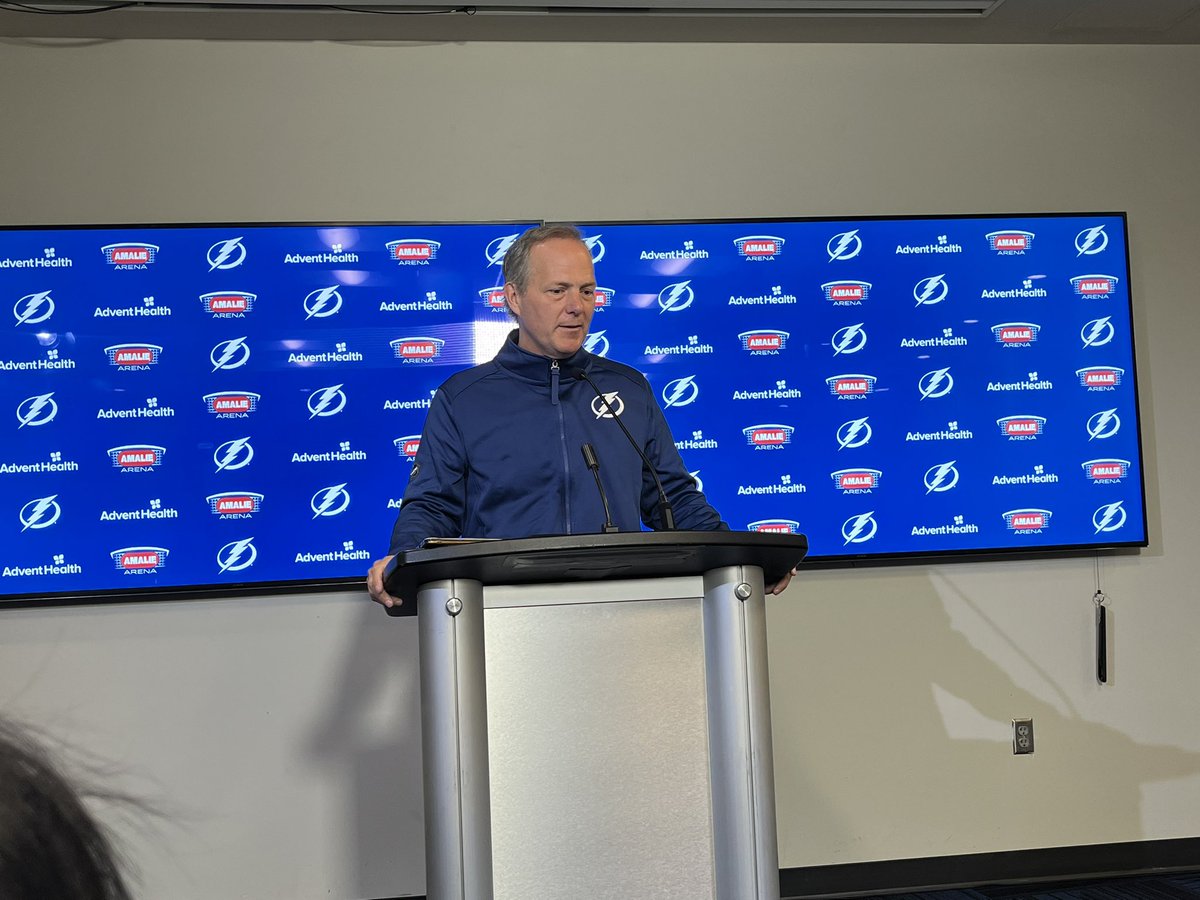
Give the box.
[367,224,732,609]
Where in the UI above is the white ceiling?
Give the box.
[1,0,1198,43]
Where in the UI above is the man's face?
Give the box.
[506,238,597,360]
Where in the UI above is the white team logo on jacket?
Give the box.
[590,391,624,419]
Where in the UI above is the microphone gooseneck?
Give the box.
[580,442,619,533]
[575,371,676,531]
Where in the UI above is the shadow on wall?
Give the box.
[771,567,1200,866]
[307,599,424,899]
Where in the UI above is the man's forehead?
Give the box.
[530,239,595,278]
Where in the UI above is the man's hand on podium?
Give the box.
[367,555,403,609]
[766,566,800,596]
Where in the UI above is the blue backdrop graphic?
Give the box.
[0,215,1146,602]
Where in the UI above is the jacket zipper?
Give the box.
[550,359,572,533]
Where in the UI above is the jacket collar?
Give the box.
[494,329,594,384]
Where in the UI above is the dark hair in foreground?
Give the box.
[0,717,133,900]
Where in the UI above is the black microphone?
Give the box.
[575,372,676,530]
[581,443,620,534]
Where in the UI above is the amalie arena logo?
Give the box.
[111,546,168,573]
[201,291,256,317]
[105,344,162,369]
[827,374,876,399]
[205,391,261,417]
[102,243,159,268]
[391,337,444,362]
[734,235,785,260]
[395,435,421,459]
[386,239,440,265]
[108,444,165,472]
[986,231,1034,254]
[748,519,800,534]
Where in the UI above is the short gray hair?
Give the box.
[502,223,587,294]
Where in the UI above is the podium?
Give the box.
[385,531,807,900]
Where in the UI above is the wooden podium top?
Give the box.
[383,531,807,615]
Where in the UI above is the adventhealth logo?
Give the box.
[641,239,709,261]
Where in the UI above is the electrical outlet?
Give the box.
[1013,718,1034,754]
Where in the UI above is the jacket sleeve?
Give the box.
[387,389,469,554]
[639,379,729,532]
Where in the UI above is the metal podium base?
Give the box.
[418,566,779,900]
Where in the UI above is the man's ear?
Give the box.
[504,282,522,317]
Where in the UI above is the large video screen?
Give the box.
[1,214,1146,605]
[1,222,536,603]
[571,214,1146,561]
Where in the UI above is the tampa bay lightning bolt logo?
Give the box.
[583,234,606,264]
[836,417,872,450]
[307,384,347,419]
[1081,316,1115,348]
[1086,408,1121,440]
[832,323,867,356]
[19,495,61,531]
[584,330,610,357]
[1075,225,1109,257]
[13,290,54,326]
[303,286,343,320]
[485,233,519,267]
[841,511,878,545]
[658,280,694,313]
[690,470,703,492]
[311,483,351,518]
[913,274,949,306]
[923,461,960,494]
[211,337,251,372]
[916,372,955,403]
[918,367,954,400]
[1092,500,1127,534]
[16,392,58,428]
[207,237,247,272]
[214,436,254,472]
[827,230,862,262]
[590,391,624,419]
[217,537,257,573]
[662,375,699,408]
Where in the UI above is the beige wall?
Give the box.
[2,38,1199,898]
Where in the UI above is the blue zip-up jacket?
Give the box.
[388,332,727,554]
